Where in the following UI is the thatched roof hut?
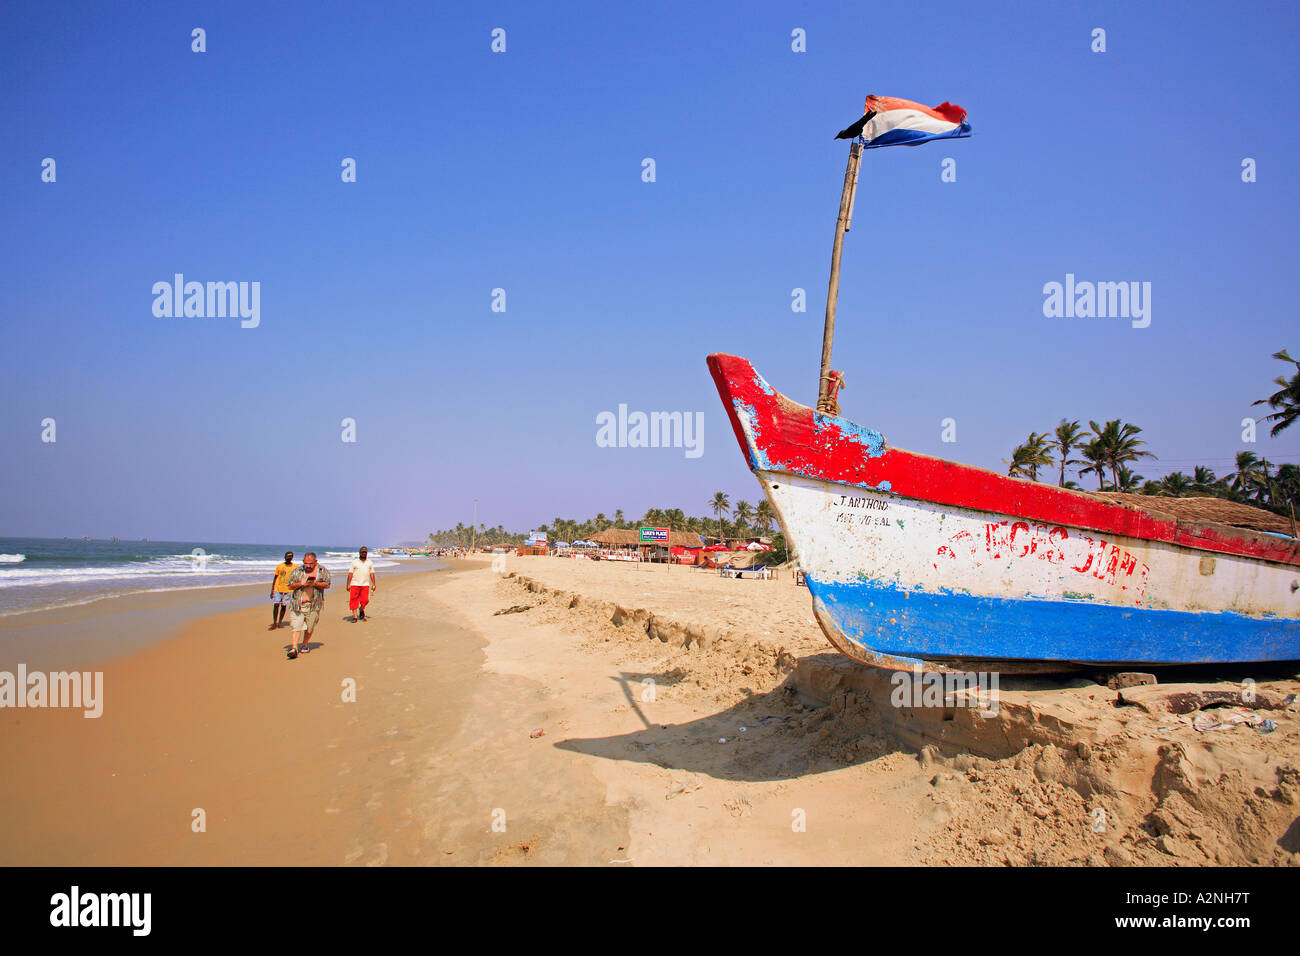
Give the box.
[587,528,704,548]
[1090,493,1295,537]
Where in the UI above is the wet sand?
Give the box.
[0,559,437,672]
[0,562,627,865]
[0,583,269,672]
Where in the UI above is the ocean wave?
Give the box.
[0,554,25,563]
[0,556,428,615]
[0,554,400,589]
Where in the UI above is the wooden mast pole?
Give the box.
[817,140,863,413]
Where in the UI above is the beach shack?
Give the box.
[587,528,704,564]
[518,530,549,556]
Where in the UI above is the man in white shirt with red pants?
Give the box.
[347,546,377,622]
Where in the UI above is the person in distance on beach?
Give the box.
[269,550,295,630]
[286,551,330,659]
[346,546,377,622]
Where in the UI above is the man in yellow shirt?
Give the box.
[269,551,296,630]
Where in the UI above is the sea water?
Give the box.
[0,538,413,616]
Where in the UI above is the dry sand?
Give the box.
[4,555,1299,866]
[484,557,1300,866]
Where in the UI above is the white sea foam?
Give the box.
[0,555,399,590]
[0,554,26,563]
[0,553,417,617]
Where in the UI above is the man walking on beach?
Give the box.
[346,546,377,622]
[269,550,295,630]
[286,551,331,659]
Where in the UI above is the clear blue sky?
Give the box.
[3,0,1297,544]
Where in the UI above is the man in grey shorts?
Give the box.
[286,551,331,660]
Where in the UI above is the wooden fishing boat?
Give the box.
[706,96,1298,670]
[708,352,1300,670]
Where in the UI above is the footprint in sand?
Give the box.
[343,841,365,863]
[338,764,352,776]
[389,752,406,766]
[366,797,383,809]
[365,844,389,866]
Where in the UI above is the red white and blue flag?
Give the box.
[835,95,971,148]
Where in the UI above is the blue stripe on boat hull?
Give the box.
[809,576,1300,666]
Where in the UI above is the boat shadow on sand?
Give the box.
[553,656,1300,783]
[554,664,857,783]
[553,655,1028,782]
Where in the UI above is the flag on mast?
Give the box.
[835,95,970,148]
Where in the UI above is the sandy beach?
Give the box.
[3,556,1300,866]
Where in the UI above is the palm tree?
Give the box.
[1005,432,1053,481]
[1255,458,1278,506]
[1026,432,1054,481]
[709,492,731,542]
[733,500,754,536]
[1253,349,1300,437]
[1051,419,1086,487]
[613,509,625,529]
[1079,438,1109,490]
[1275,463,1300,517]
[1158,471,1193,496]
[1089,419,1156,490]
[1115,466,1144,492]
[1229,451,1266,501]
[755,499,775,534]
[1191,466,1219,494]
[1004,443,1033,479]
